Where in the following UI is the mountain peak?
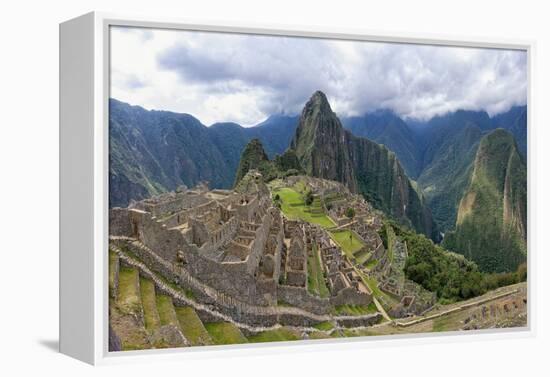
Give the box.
[290,92,439,240]
[233,138,269,187]
[303,90,333,114]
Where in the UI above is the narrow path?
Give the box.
[395,288,520,328]
[372,296,392,323]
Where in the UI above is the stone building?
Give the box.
[110,171,374,322]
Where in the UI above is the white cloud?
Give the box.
[110,26,527,126]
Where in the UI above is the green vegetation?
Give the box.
[307,242,330,298]
[417,124,483,232]
[345,207,356,219]
[247,328,301,343]
[365,259,378,270]
[273,149,303,176]
[109,250,118,293]
[381,222,397,263]
[308,331,332,339]
[334,302,378,316]
[329,230,364,258]
[234,139,303,188]
[313,321,335,331]
[139,278,161,331]
[354,249,371,265]
[116,267,142,315]
[387,220,527,303]
[175,307,213,346]
[274,186,335,228]
[204,322,248,345]
[442,129,527,273]
[156,295,179,326]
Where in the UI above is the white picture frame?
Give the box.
[59,11,535,365]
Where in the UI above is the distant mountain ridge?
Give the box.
[342,106,527,233]
[110,97,527,240]
[109,99,298,207]
[342,110,422,178]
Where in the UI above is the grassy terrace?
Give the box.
[334,302,378,316]
[204,322,248,345]
[272,184,367,259]
[247,328,301,343]
[175,307,213,346]
[156,295,179,326]
[307,242,330,298]
[313,321,335,331]
[355,249,372,265]
[365,259,378,270]
[273,187,336,228]
[140,278,161,331]
[117,267,142,315]
[329,230,364,259]
[109,250,118,292]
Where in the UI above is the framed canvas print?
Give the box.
[60,12,533,365]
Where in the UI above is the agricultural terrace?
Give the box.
[272,186,336,228]
[328,230,364,259]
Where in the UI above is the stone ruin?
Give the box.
[109,170,373,325]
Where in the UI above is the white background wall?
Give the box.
[0,0,548,375]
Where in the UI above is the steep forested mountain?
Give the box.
[343,107,527,234]
[414,111,493,233]
[109,99,297,207]
[442,129,527,272]
[342,110,422,178]
[290,91,439,241]
[233,139,303,186]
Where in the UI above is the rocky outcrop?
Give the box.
[233,138,270,186]
[291,91,438,240]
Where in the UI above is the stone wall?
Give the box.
[336,313,382,328]
[109,207,133,236]
[161,200,218,228]
[243,208,273,276]
[331,286,372,307]
[148,192,209,218]
[235,196,259,223]
[112,205,284,307]
[278,285,332,315]
[200,216,239,254]
[128,209,184,263]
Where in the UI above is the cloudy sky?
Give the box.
[110,26,527,127]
